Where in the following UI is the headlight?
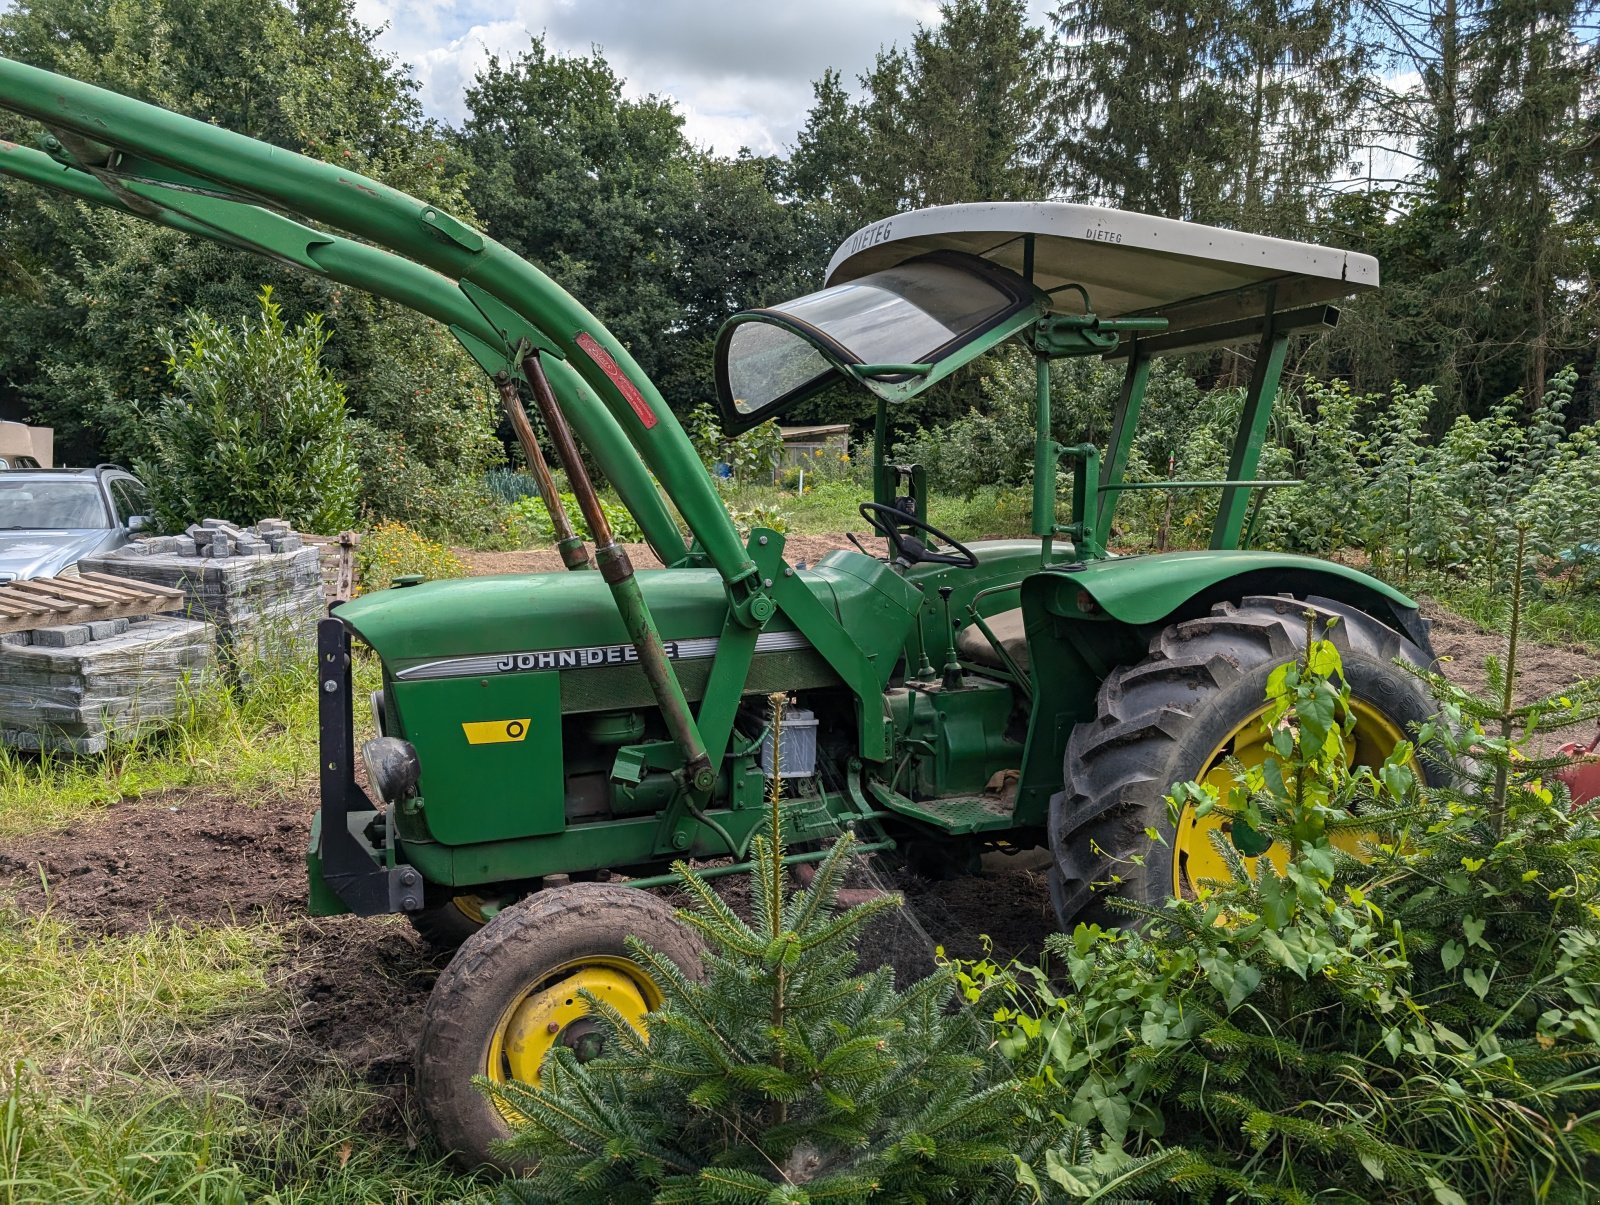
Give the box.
[361,736,420,804]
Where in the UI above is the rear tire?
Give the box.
[416,883,703,1173]
[1050,596,1440,929]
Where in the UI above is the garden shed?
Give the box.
[777,423,850,468]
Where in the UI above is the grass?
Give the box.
[0,904,477,1204]
[1430,577,1600,654]
[0,652,381,838]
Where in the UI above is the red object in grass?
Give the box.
[1557,724,1600,810]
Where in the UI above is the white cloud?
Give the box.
[354,0,954,154]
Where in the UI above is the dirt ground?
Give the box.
[2,593,1594,1148]
[1421,602,1600,753]
[458,533,857,577]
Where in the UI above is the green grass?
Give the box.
[0,653,381,838]
[0,905,477,1204]
[1426,577,1600,654]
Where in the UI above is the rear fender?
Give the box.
[1010,551,1428,826]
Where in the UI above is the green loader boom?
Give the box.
[0,57,1446,1169]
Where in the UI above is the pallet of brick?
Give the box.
[0,615,213,754]
[79,519,324,670]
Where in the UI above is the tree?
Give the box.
[487,715,1025,1202]
[1332,0,1599,417]
[459,40,699,404]
[1051,0,1365,235]
[0,0,501,541]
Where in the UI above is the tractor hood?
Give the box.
[338,570,754,677]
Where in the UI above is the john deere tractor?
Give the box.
[0,59,1442,1169]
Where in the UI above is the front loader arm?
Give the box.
[0,58,897,802]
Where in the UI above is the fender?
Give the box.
[1025,550,1428,649]
[1009,550,1428,827]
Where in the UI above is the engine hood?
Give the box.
[0,528,119,581]
[338,569,800,677]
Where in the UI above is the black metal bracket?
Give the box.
[316,618,423,915]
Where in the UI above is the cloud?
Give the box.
[354,0,951,155]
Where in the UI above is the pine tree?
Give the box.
[485,701,1025,1203]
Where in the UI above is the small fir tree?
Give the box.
[486,697,1024,1203]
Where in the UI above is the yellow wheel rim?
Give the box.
[484,957,661,1119]
[1173,699,1407,897]
[451,895,489,925]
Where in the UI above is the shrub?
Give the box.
[685,403,784,483]
[960,616,1600,1202]
[355,522,467,594]
[507,492,644,545]
[135,287,357,534]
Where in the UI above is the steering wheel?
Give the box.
[857,501,978,569]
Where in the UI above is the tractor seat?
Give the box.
[955,608,1030,676]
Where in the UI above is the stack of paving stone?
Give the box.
[0,615,213,754]
[80,519,324,670]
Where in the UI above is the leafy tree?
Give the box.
[138,288,357,533]
[961,621,1600,1201]
[0,0,500,543]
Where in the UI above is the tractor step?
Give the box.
[867,783,1015,835]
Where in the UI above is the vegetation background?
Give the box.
[0,0,1596,547]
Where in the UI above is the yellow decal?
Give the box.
[462,718,531,745]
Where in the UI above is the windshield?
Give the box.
[718,254,1033,423]
[0,479,110,529]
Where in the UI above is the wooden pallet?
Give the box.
[0,571,186,637]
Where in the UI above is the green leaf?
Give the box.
[1230,818,1273,858]
[1463,967,1490,999]
[1441,940,1465,970]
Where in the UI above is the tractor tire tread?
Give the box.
[1050,597,1437,928]
[416,883,703,1174]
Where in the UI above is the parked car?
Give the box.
[0,465,149,581]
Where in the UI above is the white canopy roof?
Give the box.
[825,202,1378,337]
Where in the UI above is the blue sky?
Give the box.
[351,0,1057,155]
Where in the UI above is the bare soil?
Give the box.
[1421,601,1600,753]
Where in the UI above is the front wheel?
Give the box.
[1050,596,1441,928]
[416,883,703,1172]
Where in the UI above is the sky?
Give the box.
[350,0,1056,157]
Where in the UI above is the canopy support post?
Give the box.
[1211,306,1288,551]
[1094,347,1151,550]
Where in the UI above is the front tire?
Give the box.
[1050,596,1440,928]
[416,882,703,1172]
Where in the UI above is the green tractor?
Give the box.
[0,59,1442,1169]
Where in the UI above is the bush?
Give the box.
[356,522,467,594]
[685,403,784,482]
[135,287,357,534]
[507,492,644,545]
[960,618,1600,1202]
